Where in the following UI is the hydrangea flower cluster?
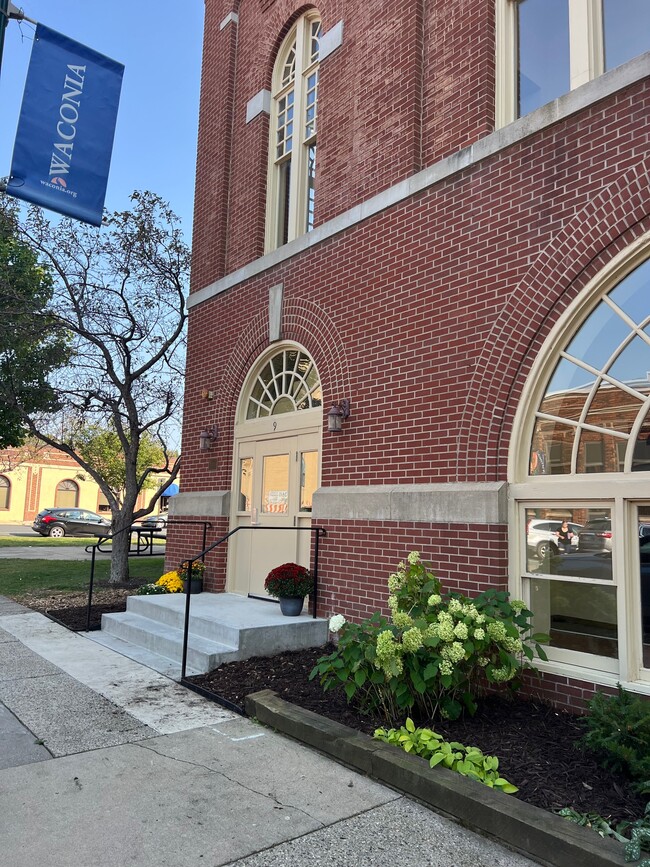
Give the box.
[310,552,546,723]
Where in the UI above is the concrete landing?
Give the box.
[96,592,329,678]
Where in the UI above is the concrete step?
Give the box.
[98,592,329,677]
[101,611,239,673]
[126,594,241,646]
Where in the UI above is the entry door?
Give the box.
[230,432,319,597]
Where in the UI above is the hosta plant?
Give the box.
[374,717,518,794]
[310,552,548,721]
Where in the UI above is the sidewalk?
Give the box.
[0,596,539,867]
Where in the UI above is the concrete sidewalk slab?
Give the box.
[0,598,32,616]
[223,798,532,867]
[0,613,237,733]
[0,718,538,867]
[0,701,51,769]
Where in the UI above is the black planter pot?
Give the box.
[279,596,305,616]
[182,578,203,595]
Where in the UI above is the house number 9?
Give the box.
[273,421,277,431]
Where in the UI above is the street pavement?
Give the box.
[0,596,541,867]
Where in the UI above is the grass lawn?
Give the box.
[0,557,165,597]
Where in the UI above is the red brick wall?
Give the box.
[183,1,650,704]
[193,0,498,284]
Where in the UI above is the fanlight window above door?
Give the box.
[530,258,650,475]
[246,349,322,419]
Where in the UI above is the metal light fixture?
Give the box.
[327,399,350,433]
[199,425,218,452]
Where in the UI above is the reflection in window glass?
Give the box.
[518,0,570,116]
[262,454,289,513]
[608,260,650,325]
[607,335,650,388]
[238,458,253,512]
[525,507,613,579]
[300,451,318,511]
[603,0,650,72]
[565,301,631,371]
[530,421,575,475]
[632,413,650,472]
[639,537,650,669]
[529,577,617,658]
[583,383,643,437]
[530,264,650,475]
[540,358,595,421]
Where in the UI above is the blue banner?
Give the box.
[6,25,124,226]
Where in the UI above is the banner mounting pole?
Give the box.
[1,3,38,80]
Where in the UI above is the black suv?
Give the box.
[32,508,111,538]
[577,519,612,553]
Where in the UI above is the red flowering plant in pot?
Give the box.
[264,562,314,616]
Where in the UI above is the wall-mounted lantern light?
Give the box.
[327,399,350,434]
[199,425,218,452]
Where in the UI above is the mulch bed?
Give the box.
[19,592,647,825]
[185,644,647,824]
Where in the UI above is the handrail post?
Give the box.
[312,527,323,618]
[86,545,97,631]
[181,559,194,679]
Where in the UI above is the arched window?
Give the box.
[530,260,650,476]
[0,476,10,510]
[245,348,322,419]
[266,12,321,251]
[513,249,650,688]
[55,479,79,508]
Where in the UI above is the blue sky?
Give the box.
[0,1,205,241]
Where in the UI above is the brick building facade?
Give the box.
[169,0,650,708]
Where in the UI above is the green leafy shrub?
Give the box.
[557,803,650,865]
[374,717,518,794]
[310,552,548,721]
[580,686,650,794]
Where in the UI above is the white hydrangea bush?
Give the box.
[310,552,548,722]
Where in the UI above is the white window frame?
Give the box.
[496,0,606,127]
[265,13,321,252]
[508,233,650,695]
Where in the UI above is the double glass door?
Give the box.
[230,432,319,597]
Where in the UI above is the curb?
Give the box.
[244,689,626,867]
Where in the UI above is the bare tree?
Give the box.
[0,191,188,583]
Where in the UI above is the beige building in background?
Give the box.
[0,446,173,524]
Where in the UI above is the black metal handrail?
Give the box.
[180,524,326,680]
[83,519,212,631]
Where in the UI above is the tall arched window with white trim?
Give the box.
[266,12,321,251]
[512,248,650,689]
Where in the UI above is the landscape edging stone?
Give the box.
[244,689,626,867]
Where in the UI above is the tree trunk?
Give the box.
[109,518,132,584]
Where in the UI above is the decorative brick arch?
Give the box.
[215,294,351,423]
[458,157,650,482]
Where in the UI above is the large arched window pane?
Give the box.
[530,259,650,475]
